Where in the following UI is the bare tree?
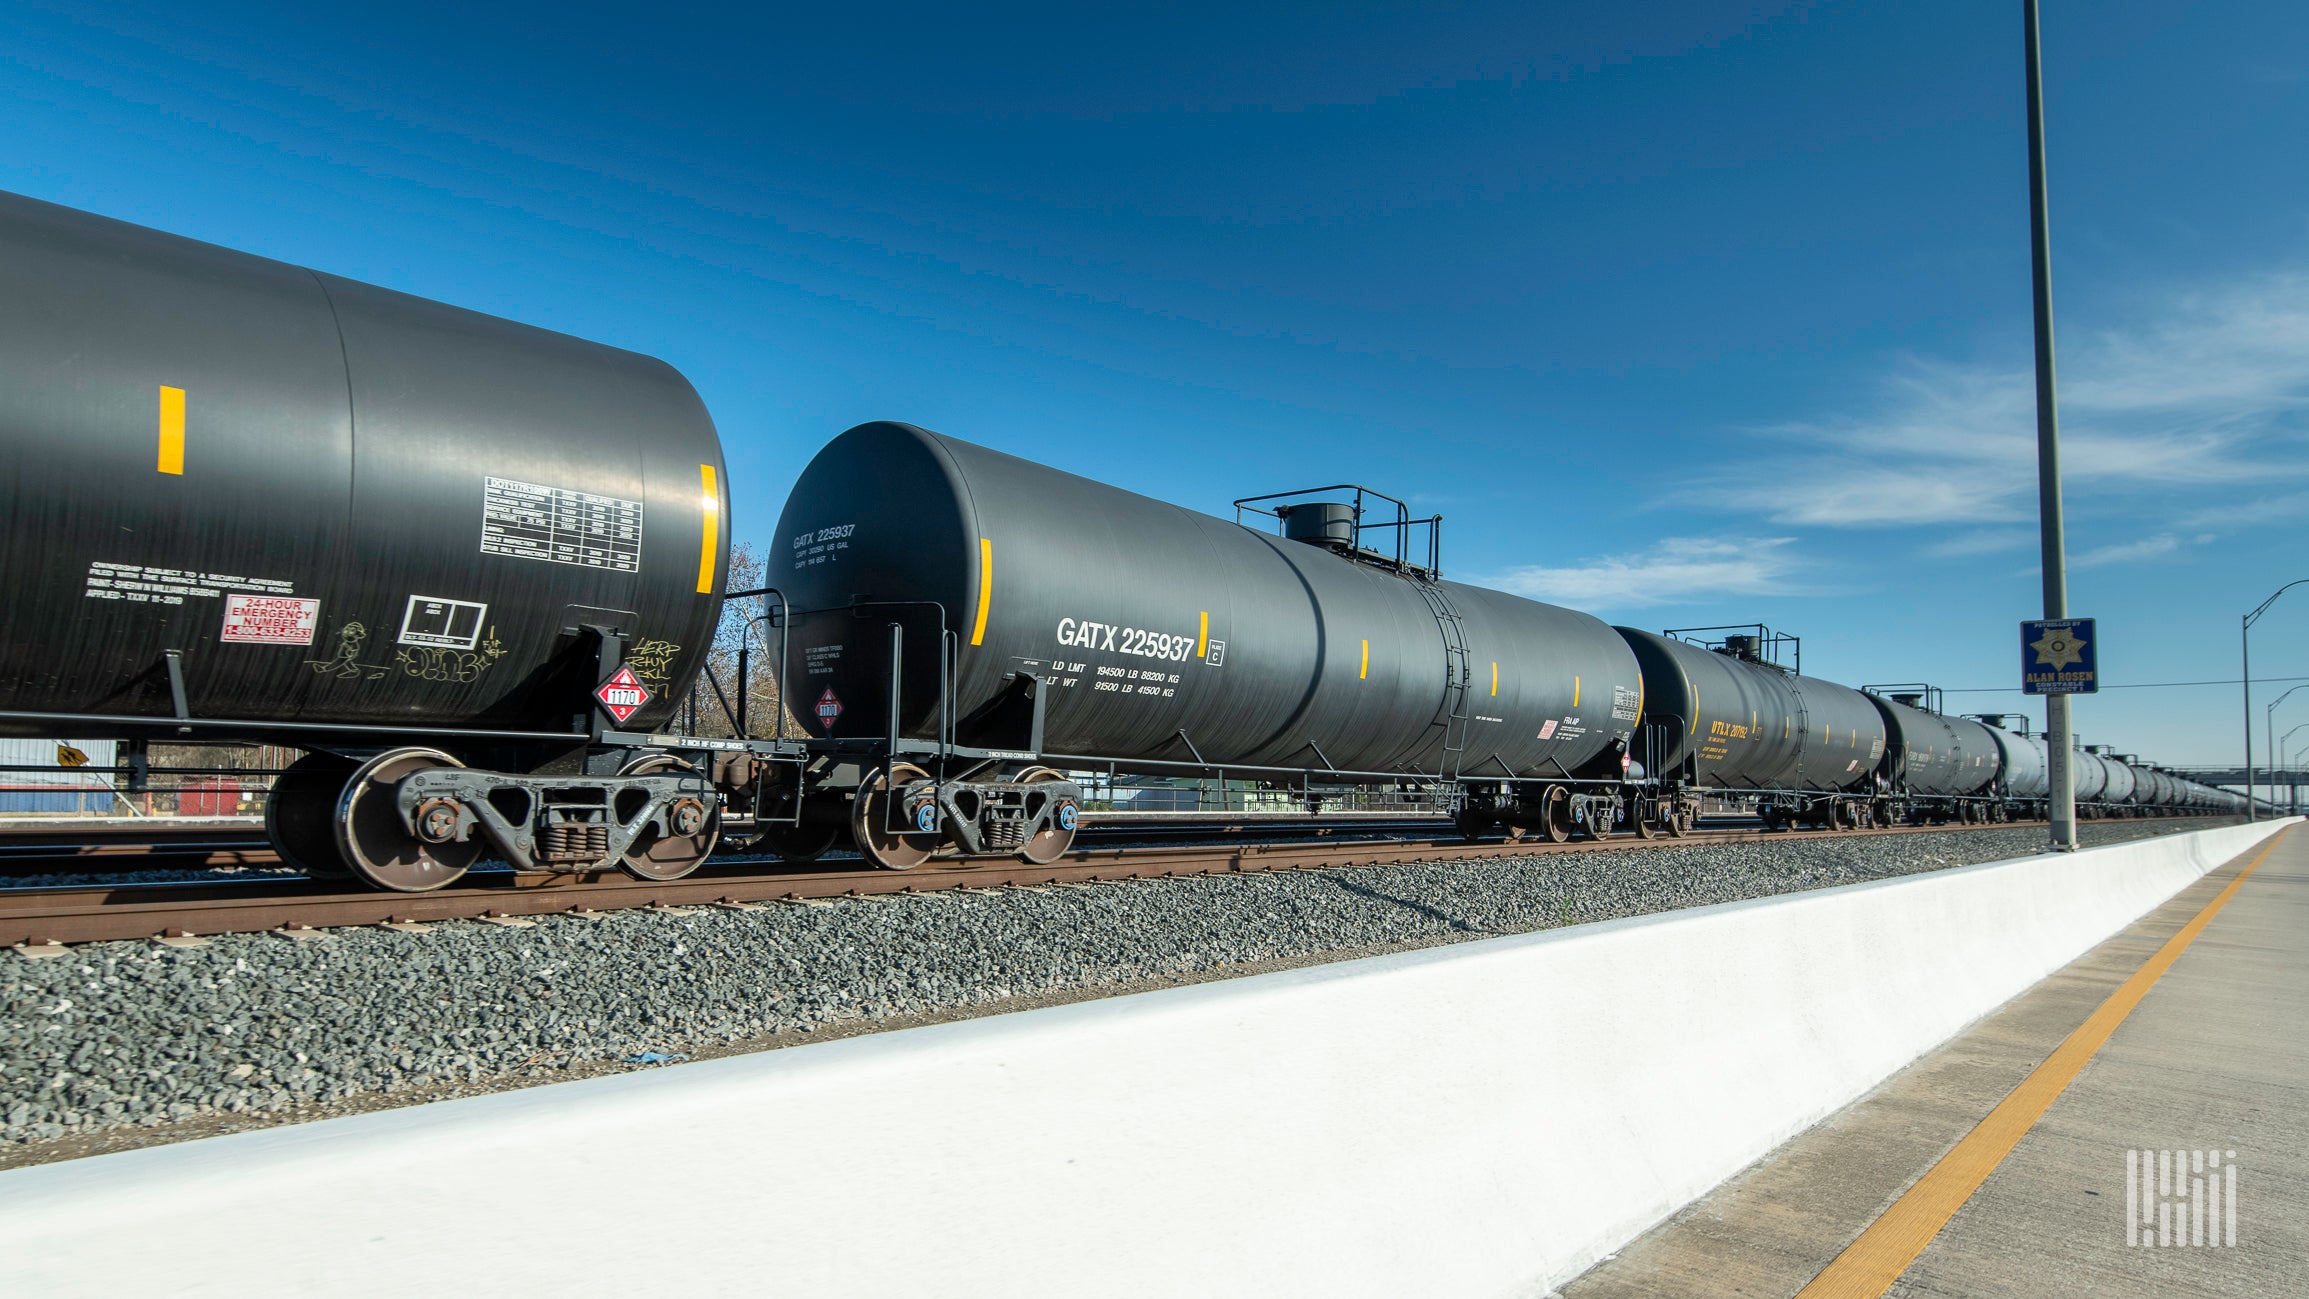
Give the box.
[679,541,804,739]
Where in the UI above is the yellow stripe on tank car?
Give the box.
[695,465,719,594]
[157,386,186,475]
[971,538,994,646]
[1491,661,1498,697]
[1359,638,1368,680]
[1573,675,1580,708]
[1199,611,1209,658]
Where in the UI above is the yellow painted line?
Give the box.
[1198,611,1209,658]
[1359,638,1369,680]
[1573,675,1580,709]
[1491,661,1499,697]
[157,385,186,475]
[970,538,994,646]
[1796,827,2293,1299]
[694,465,721,593]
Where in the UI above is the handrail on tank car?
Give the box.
[778,598,958,842]
[1232,483,1445,576]
[1633,713,1688,788]
[0,708,590,744]
[1662,624,1802,676]
[723,585,794,743]
[1863,682,1947,716]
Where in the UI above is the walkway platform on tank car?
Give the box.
[1563,823,2306,1299]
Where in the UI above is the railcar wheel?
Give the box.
[618,755,721,881]
[852,762,940,870]
[1632,808,1662,840]
[1663,804,1691,838]
[266,752,359,879]
[335,748,484,893]
[1018,767,1079,866]
[1540,785,1574,843]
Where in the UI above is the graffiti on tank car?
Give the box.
[394,626,509,684]
[625,639,682,692]
[305,622,388,681]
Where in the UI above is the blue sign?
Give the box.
[2022,618,2097,694]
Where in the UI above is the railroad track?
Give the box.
[0,818,2074,949]
[0,814,1455,878]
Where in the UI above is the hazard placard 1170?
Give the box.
[594,666,652,724]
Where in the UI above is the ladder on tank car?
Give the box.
[1416,579,1473,779]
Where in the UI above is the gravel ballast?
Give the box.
[0,819,2225,1163]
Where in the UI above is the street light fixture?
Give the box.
[2242,578,2309,820]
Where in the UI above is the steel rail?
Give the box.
[0,816,1455,879]
[0,818,2114,949]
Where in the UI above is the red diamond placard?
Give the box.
[595,666,652,724]
[815,687,843,731]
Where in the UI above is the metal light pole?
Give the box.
[2283,723,2309,812]
[2242,578,2309,820]
[2024,0,2077,851]
[2265,683,2309,807]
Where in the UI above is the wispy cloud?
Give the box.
[2178,489,2309,530]
[2072,534,2182,567]
[1689,269,2309,531]
[1926,528,2038,558]
[1484,536,1799,608]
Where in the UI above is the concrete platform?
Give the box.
[1564,824,2305,1299]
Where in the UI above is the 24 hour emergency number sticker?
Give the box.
[220,594,320,645]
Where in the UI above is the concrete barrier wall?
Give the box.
[3,818,2293,1298]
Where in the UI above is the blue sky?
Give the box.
[6,1,2305,770]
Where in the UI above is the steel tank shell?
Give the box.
[2069,748,2110,801]
[770,422,1643,778]
[1612,631,1885,793]
[2100,759,2139,805]
[2146,770,2177,807]
[0,191,727,739]
[1870,697,2000,797]
[1981,725,2049,799]
[2134,768,2163,807]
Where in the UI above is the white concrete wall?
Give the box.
[2,818,2291,1298]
